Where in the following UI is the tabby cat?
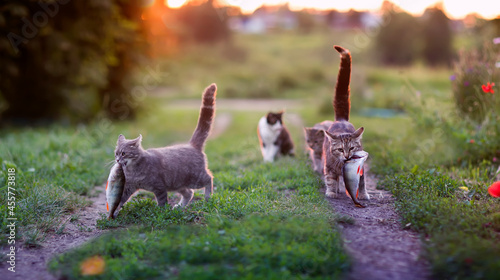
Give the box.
[113,84,216,209]
[322,46,369,200]
[257,111,295,162]
[304,120,333,174]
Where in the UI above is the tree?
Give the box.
[0,0,147,123]
[176,0,230,43]
[375,7,420,65]
[421,6,453,66]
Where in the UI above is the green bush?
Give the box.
[451,42,499,123]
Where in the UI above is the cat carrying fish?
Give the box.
[257,111,295,162]
[305,46,370,201]
[106,83,217,218]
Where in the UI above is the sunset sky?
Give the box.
[166,0,500,19]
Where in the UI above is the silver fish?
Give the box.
[343,150,369,208]
[106,163,125,219]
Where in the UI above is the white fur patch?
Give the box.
[258,116,282,162]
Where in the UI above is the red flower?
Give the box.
[469,139,475,144]
[488,181,500,197]
[482,82,495,94]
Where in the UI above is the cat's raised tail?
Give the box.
[190,83,217,151]
[333,45,351,121]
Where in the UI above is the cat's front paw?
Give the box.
[358,191,370,200]
[325,191,338,198]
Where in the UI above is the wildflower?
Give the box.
[494,37,500,44]
[488,181,500,197]
[449,74,456,81]
[80,255,105,276]
[464,81,469,86]
[469,139,475,144]
[481,82,495,94]
[496,62,500,68]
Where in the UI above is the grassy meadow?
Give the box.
[2,30,500,279]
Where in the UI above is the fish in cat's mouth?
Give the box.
[348,154,363,160]
[345,151,369,162]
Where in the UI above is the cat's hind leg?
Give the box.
[204,177,213,201]
[357,173,370,200]
[176,188,194,207]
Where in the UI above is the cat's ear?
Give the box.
[130,134,143,147]
[117,134,126,144]
[352,127,364,140]
[323,130,338,142]
[304,127,312,135]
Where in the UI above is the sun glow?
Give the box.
[164,0,499,19]
[166,0,188,9]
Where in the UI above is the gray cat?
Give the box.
[112,83,217,213]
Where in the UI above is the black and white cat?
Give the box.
[257,111,294,162]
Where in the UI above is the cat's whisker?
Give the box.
[104,160,116,169]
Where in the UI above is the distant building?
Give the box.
[229,4,297,34]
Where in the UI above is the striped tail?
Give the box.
[333,45,351,121]
[190,83,217,151]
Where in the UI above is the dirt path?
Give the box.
[327,165,431,280]
[1,184,107,280]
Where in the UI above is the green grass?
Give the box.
[0,126,113,245]
[379,168,500,279]
[49,110,350,279]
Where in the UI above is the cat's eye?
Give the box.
[349,147,354,151]
[121,152,125,156]
[337,148,343,152]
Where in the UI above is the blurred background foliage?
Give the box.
[0,0,499,124]
[0,0,147,122]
